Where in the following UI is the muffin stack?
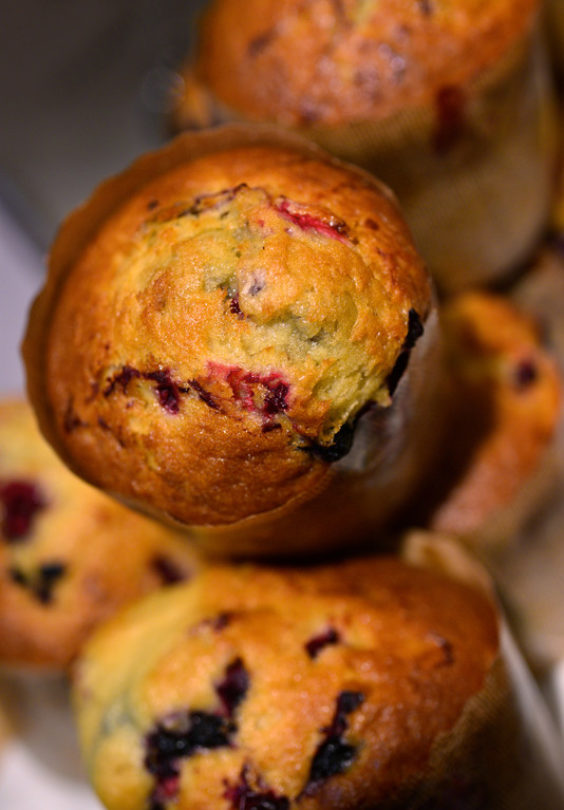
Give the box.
[5,0,564,807]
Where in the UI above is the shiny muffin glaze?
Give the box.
[188,0,539,127]
[73,556,498,810]
[428,293,561,542]
[24,132,431,531]
[0,398,200,670]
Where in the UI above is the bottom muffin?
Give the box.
[73,551,503,810]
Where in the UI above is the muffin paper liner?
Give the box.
[23,124,443,557]
[395,532,564,809]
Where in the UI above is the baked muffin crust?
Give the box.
[24,131,431,536]
[193,0,539,126]
[73,556,498,810]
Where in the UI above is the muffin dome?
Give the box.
[0,398,200,670]
[73,555,498,810]
[24,129,433,552]
[191,0,538,127]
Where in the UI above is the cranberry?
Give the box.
[305,628,340,659]
[276,199,349,244]
[0,480,46,541]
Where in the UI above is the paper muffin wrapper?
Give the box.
[174,21,558,295]
[24,123,443,558]
[395,532,564,809]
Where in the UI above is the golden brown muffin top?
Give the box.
[193,0,539,126]
[74,555,498,810]
[0,398,200,670]
[25,134,430,528]
[429,292,561,538]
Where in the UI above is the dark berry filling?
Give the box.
[0,480,47,542]
[303,690,364,795]
[224,767,290,810]
[145,711,234,783]
[306,422,355,463]
[386,308,424,395]
[215,658,250,718]
[104,366,191,415]
[513,359,538,390]
[145,370,183,415]
[276,199,349,243]
[145,659,249,807]
[103,365,142,397]
[208,363,290,421]
[305,628,340,659]
[151,555,190,586]
[9,561,66,604]
[228,293,245,319]
[36,562,66,604]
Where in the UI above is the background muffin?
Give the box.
[423,292,561,548]
[73,553,502,810]
[23,127,439,556]
[174,0,557,293]
[0,398,200,670]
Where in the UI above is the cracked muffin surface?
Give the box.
[73,556,498,810]
[24,135,430,533]
[0,398,201,670]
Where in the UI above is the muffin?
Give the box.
[0,398,200,671]
[174,0,557,292]
[424,292,561,547]
[23,126,438,556]
[73,539,564,810]
[73,553,498,810]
